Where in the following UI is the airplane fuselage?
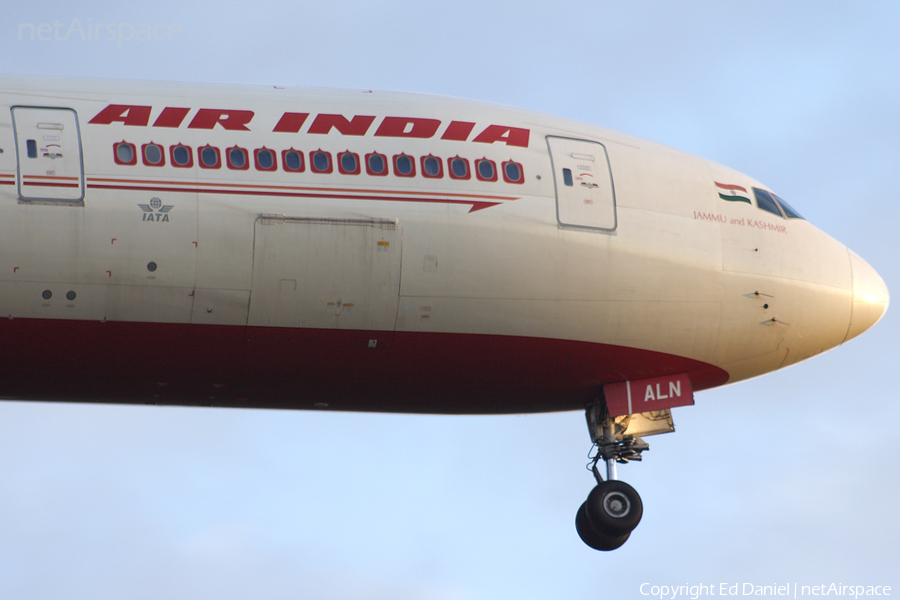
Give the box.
[0,77,887,413]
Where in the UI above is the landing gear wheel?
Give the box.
[585,480,643,536]
[575,398,650,551]
[575,502,630,551]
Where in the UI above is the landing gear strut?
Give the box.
[576,399,649,551]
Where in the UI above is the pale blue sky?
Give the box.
[1,2,897,599]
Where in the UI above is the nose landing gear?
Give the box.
[576,400,649,551]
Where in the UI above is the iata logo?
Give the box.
[139,197,173,222]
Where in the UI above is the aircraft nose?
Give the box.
[845,250,889,342]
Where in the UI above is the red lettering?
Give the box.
[188,108,255,131]
[374,116,440,139]
[307,114,375,136]
[441,121,476,141]
[693,211,726,223]
[473,125,530,147]
[88,104,151,126]
[152,107,190,128]
[273,112,310,133]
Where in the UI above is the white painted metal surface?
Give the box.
[0,76,888,409]
[249,216,401,332]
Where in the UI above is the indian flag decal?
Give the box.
[715,181,751,204]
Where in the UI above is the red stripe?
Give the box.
[714,181,747,192]
[23,182,80,189]
[23,175,80,181]
[87,176,517,202]
[87,182,502,212]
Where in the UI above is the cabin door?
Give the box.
[546,136,616,231]
[11,106,85,202]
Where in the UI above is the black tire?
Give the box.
[584,480,643,536]
[576,502,630,551]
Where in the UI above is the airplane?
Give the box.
[0,76,888,551]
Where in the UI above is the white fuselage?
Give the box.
[0,77,888,413]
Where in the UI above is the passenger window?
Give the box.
[114,142,136,165]
[393,154,415,177]
[227,147,249,170]
[143,143,164,166]
[338,151,360,175]
[311,150,333,173]
[170,144,193,168]
[282,149,304,172]
[475,159,497,182]
[562,168,573,187]
[366,152,387,176]
[754,188,784,217]
[26,139,37,158]
[502,160,523,184]
[449,157,470,180]
[422,155,442,178]
[255,148,276,171]
[199,145,220,169]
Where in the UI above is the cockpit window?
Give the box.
[773,193,804,219]
[753,188,784,217]
[753,188,805,220]
[754,188,783,217]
